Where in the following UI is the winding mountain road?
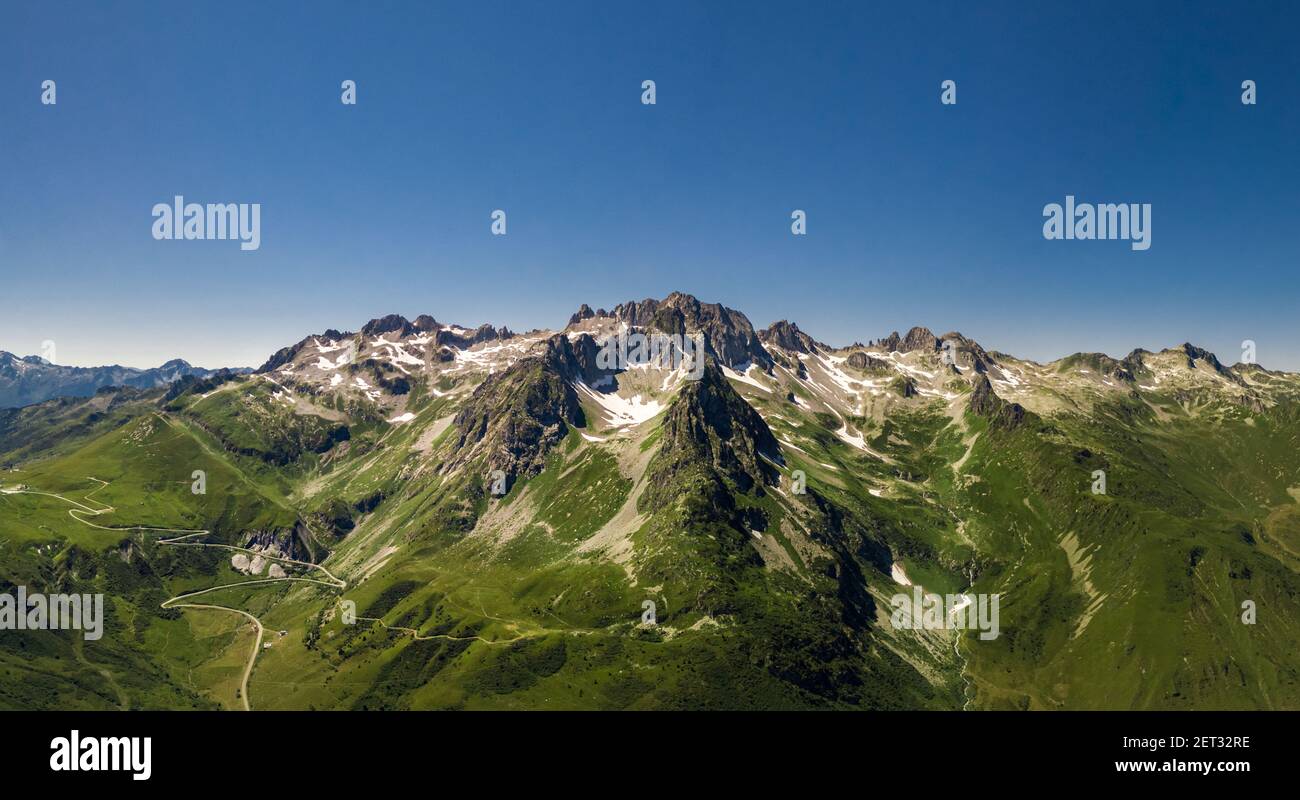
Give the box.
[5,477,344,711]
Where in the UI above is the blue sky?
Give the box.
[2,1,1298,369]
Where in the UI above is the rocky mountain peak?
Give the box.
[622,292,772,370]
[643,360,780,510]
[1165,343,1246,385]
[567,303,608,326]
[759,320,820,354]
[361,314,417,338]
[900,326,939,353]
[937,331,996,373]
[876,327,941,353]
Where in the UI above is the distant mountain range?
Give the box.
[0,351,249,408]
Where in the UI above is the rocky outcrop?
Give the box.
[593,292,772,370]
[355,314,515,349]
[968,375,1026,430]
[845,351,891,373]
[567,303,603,326]
[544,333,610,386]
[238,525,318,563]
[447,334,586,490]
[875,326,940,354]
[1178,343,1246,386]
[434,323,513,350]
[257,330,350,374]
[642,361,780,510]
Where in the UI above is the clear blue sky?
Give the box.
[2,1,1297,369]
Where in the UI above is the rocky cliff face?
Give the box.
[845,351,891,373]
[447,334,587,490]
[570,292,772,370]
[642,361,780,510]
[968,374,1027,429]
[876,326,941,354]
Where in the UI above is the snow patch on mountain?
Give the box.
[575,382,667,428]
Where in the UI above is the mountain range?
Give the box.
[0,352,246,409]
[2,290,1298,710]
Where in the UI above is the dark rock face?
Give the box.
[567,303,603,326]
[1120,349,1150,379]
[238,526,317,563]
[877,331,902,352]
[434,324,513,350]
[565,292,771,369]
[845,352,891,373]
[541,332,609,386]
[361,314,418,338]
[1181,343,1222,370]
[759,320,821,354]
[875,327,939,354]
[650,306,687,337]
[642,361,780,510]
[447,334,586,490]
[968,375,1026,430]
[601,292,772,370]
